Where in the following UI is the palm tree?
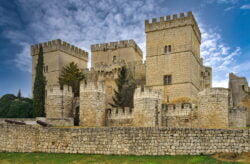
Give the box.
[59,62,85,97]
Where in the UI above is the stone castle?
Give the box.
[31,11,249,128]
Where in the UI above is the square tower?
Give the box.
[31,39,88,92]
[91,40,143,68]
[145,12,210,101]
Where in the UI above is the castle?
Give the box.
[31,11,249,128]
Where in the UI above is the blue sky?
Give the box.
[0,0,250,97]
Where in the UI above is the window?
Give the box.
[164,45,172,53]
[164,75,172,85]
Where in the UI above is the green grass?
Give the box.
[0,152,241,164]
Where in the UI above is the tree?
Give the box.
[0,94,33,118]
[59,62,85,97]
[110,66,136,108]
[17,89,22,99]
[33,46,46,117]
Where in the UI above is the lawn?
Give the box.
[0,152,246,164]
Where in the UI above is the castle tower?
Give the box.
[133,87,162,127]
[31,39,88,96]
[79,81,106,127]
[46,85,73,118]
[145,12,211,101]
[91,40,143,68]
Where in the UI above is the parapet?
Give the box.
[198,88,229,97]
[107,107,133,119]
[47,85,73,97]
[31,39,88,61]
[80,81,105,93]
[134,87,162,99]
[162,103,193,116]
[91,40,143,57]
[145,11,201,42]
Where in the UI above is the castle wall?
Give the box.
[197,88,229,128]
[46,85,73,118]
[0,124,249,155]
[133,88,162,127]
[106,107,133,127]
[229,73,250,126]
[229,107,247,127]
[161,103,197,128]
[80,82,106,127]
[91,40,143,67]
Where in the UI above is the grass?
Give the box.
[0,152,246,164]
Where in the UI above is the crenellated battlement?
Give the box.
[91,40,143,56]
[107,107,133,119]
[80,81,105,93]
[31,39,88,61]
[162,103,194,116]
[134,87,162,99]
[47,85,73,97]
[145,11,201,41]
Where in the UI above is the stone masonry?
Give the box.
[0,124,249,155]
[80,81,106,127]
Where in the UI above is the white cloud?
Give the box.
[199,24,241,88]
[240,4,250,9]
[1,0,170,72]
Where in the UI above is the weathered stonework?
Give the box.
[229,107,247,127]
[80,81,106,127]
[133,88,162,127]
[46,85,73,118]
[106,107,133,127]
[197,88,229,128]
[0,124,249,155]
[161,103,197,128]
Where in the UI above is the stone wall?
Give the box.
[46,85,73,118]
[106,107,133,127]
[133,87,162,127]
[80,81,106,127]
[161,103,197,128]
[197,88,229,128]
[229,107,247,127]
[0,124,249,155]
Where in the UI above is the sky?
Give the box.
[0,0,250,97]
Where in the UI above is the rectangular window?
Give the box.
[164,75,172,85]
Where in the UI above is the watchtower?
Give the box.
[145,12,210,101]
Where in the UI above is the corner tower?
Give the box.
[31,39,88,92]
[145,11,210,101]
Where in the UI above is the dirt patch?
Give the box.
[213,152,250,163]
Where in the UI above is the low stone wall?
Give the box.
[0,124,249,155]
